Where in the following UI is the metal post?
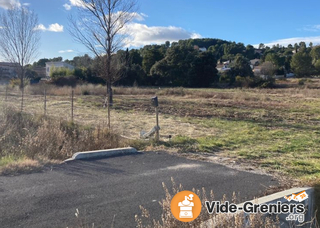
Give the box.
[71,89,74,122]
[44,87,47,116]
[155,106,159,141]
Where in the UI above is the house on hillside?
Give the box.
[253,66,262,76]
[216,64,231,72]
[194,45,207,52]
[45,62,75,77]
[250,59,260,68]
[254,49,263,56]
[216,59,233,72]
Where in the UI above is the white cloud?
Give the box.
[22,2,30,6]
[303,25,320,32]
[132,12,146,21]
[63,0,92,10]
[34,23,64,32]
[63,3,71,10]
[48,23,64,32]
[58,49,74,53]
[69,0,86,8]
[0,0,21,9]
[34,24,46,31]
[140,13,148,18]
[124,23,201,47]
[254,36,320,48]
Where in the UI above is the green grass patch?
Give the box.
[0,156,22,167]
[166,117,320,180]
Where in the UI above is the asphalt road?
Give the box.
[0,152,278,228]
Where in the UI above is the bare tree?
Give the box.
[68,0,138,129]
[0,5,40,112]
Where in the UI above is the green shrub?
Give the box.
[219,71,235,85]
[9,78,30,88]
[50,67,75,80]
[235,76,275,88]
[82,90,90,95]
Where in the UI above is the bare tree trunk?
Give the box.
[21,87,24,112]
[107,85,111,129]
[107,4,112,130]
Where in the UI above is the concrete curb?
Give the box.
[64,147,138,162]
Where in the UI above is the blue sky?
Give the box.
[1,0,320,62]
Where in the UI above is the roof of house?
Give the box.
[0,62,19,67]
[250,59,260,65]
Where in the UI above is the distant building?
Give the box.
[33,67,46,78]
[0,62,19,80]
[216,64,231,72]
[253,66,262,76]
[45,62,75,77]
[194,45,207,52]
[254,49,263,56]
[250,59,260,67]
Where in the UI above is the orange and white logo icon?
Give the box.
[284,190,308,202]
[170,190,201,222]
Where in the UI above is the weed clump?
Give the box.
[0,107,125,164]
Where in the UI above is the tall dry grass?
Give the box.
[6,81,320,102]
[0,106,125,162]
[27,84,107,96]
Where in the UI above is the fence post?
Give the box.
[71,89,74,122]
[44,86,47,116]
[151,96,160,141]
[155,106,159,141]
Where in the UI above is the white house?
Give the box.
[45,62,75,77]
[250,59,260,69]
[193,45,207,52]
[216,64,231,72]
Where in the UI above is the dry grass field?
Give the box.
[1,78,320,184]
